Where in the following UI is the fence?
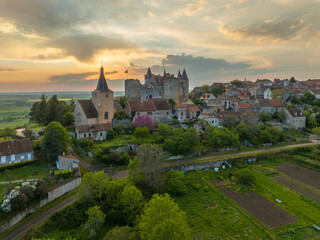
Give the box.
[0,177,81,233]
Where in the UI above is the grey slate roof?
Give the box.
[0,139,33,156]
[95,66,111,92]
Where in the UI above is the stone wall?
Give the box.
[0,178,81,233]
[125,79,141,100]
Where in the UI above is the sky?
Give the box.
[0,0,320,92]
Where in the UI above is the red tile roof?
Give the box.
[173,102,187,108]
[0,139,33,156]
[78,100,98,118]
[237,103,253,109]
[127,99,172,112]
[269,99,285,107]
[76,123,112,133]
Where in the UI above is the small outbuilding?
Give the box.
[56,155,80,171]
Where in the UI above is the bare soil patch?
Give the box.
[210,180,226,186]
[274,163,320,189]
[272,175,320,204]
[219,187,297,228]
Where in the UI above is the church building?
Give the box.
[74,66,113,140]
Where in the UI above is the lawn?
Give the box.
[0,118,29,129]
[96,134,153,148]
[173,156,320,240]
[0,158,55,201]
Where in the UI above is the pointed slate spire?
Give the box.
[181,69,188,80]
[163,68,166,77]
[146,67,152,79]
[95,66,108,92]
[178,70,182,79]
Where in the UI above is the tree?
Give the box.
[42,121,70,163]
[133,115,155,130]
[46,94,59,124]
[118,96,128,109]
[289,76,297,83]
[103,226,137,240]
[61,112,74,127]
[271,89,280,99]
[201,84,210,93]
[272,110,286,123]
[29,93,48,125]
[70,97,76,111]
[163,127,200,156]
[136,144,167,192]
[259,113,271,123]
[78,171,110,203]
[82,205,106,238]
[307,115,318,129]
[223,116,237,128]
[301,91,316,105]
[114,110,130,120]
[157,123,173,143]
[120,185,144,225]
[312,127,320,137]
[207,126,240,149]
[291,97,301,104]
[2,127,16,140]
[138,193,192,240]
[134,127,150,142]
[235,169,255,185]
[166,170,188,195]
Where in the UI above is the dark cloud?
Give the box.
[0,0,147,36]
[145,53,270,87]
[221,19,306,41]
[130,62,138,67]
[0,68,21,71]
[50,34,136,62]
[49,70,118,82]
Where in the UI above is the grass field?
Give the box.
[96,134,154,148]
[0,118,29,129]
[173,156,320,240]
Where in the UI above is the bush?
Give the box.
[54,169,73,179]
[165,170,188,195]
[235,169,255,185]
[107,130,115,139]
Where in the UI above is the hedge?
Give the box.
[54,169,73,180]
[0,159,38,172]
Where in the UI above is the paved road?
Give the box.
[170,142,317,165]
[3,195,77,240]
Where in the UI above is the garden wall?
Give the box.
[0,177,81,233]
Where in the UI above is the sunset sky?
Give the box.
[0,0,320,92]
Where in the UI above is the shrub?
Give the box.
[54,169,73,179]
[107,130,115,139]
[235,169,255,185]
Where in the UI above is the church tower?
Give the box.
[91,66,114,124]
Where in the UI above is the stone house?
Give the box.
[285,109,306,129]
[56,155,80,171]
[255,79,273,86]
[269,99,286,113]
[198,113,219,127]
[216,95,241,110]
[251,99,285,114]
[125,98,173,123]
[214,111,240,127]
[235,103,254,112]
[173,102,187,122]
[75,123,112,140]
[200,93,216,104]
[0,139,34,166]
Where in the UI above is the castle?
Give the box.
[125,68,189,102]
[74,66,113,140]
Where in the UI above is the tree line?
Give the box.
[29,94,75,127]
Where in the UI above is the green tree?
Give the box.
[103,226,137,240]
[157,123,173,143]
[134,127,150,142]
[307,114,318,129]
[291,97,301,104]
[42,121,70,163]
[201,84,210,93]
[223,116,237,128]
[163,127,200,156]
[61,112,74,127]
[289,76,297,83]
[301,91,316,105]
[207,126,240,149]
[259,113,271,123]
[78,171,110,203]
[312,127,320,137]
[271,89,280,99]
[70,97,76,111]
[138,193,192,240]
[2,127,16,140]
[114,110,130,120]
[235,169,255,185]
[46,94,59,124]
[166,170,188,196]
[82,205,106,238]
[118,96,128,109]
[120,185,144,225]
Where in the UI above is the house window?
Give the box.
[89,133,91,137]
[167,112,169,115]
[27,154,32,160]
[100,132,103,136]
[159,91,162,96]
[21,155,25,160]
[1,156,5,164]
[11,155,15,162]
[84,134,87,138]
[104,112,108,119]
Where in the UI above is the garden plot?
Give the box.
[272,174,320,204]
[274,163,320,189]
[219,187,297,228]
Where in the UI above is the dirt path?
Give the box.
[170,142,316,165]
[2,195,77,240]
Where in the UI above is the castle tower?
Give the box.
[91,66,114,124]
[180,69,189,99]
